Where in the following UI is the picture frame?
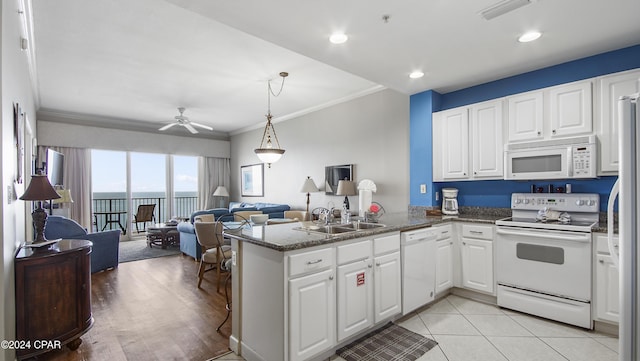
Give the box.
[241,163,264,197]
[13,103,24,184]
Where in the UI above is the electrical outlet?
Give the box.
[420,184,427,194]
[232,251,237,266]
[435,191,439,201]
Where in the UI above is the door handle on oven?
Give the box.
[496,228,590,243]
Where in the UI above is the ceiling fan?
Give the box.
[158,107,213,134]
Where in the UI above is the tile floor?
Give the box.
[213,294,619,361]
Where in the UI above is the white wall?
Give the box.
[230,88,410,214]
[2,0,39,359]
[37,120,230,158]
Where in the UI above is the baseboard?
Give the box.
[593,320,619,337]
[229,335,239,355]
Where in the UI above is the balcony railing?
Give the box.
[92,196,198,232]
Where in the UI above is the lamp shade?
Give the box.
[52,189,74,204]
[336,180,357,196]
[20,175,61,201]
[300,177,319,193]
[213,186,229,197]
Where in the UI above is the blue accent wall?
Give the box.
[409,44,640,209]
[409,91,441,206]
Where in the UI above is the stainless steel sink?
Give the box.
[294,222,385,235]
[340,222,386,231]
[294,225,356,234]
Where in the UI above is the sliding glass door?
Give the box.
[91,150,198,239]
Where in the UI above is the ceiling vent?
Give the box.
[480,0,532,20]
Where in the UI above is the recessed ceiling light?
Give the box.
[518,31,542,43]
[409,71,425,79]
[329,33,348,44]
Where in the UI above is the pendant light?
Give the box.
[255,72,288,167]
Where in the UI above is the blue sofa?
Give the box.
[178,202,290,260]
[44,215,121,273]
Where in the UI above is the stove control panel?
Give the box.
[511,193,599,212]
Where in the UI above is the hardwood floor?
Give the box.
[38,254,232,361]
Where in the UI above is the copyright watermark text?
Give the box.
[1,339,61,350]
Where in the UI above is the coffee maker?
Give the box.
[441,188,459,215]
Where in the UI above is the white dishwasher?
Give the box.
[401,228,437,315]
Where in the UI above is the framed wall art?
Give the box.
[13,103,24,184]
[241,163,264,197]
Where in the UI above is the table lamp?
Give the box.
[213,186,229,208]
[20,174,61,244]
[336,179,357,210]
[300,176,319,213]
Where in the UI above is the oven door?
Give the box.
[496,226,591,301]
[504,146,571,180]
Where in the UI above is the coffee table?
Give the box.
[146,223,179,249]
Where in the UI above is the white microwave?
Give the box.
[504,135,597,180]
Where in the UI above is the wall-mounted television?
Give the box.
[46,149,64,187]
[325,164,353,195]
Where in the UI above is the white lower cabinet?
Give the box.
[289,268,336,361]
[374,250,402,322]
[460,224,494,294]
[337,240,373,342]
[594,233,620,324]
[288,247,336,361]
[435,238,454,294]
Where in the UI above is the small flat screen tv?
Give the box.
[46,149,64,187]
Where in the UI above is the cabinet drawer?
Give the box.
[374,233,400,256]
[462,224,493,240]
[289,248,334,278]
[337,240,372,265]
[432,224,452,240]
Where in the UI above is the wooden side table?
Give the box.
[15,239,94,360]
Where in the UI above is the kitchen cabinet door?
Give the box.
[507,91,543,142]
[337,259,373,342]
[549,81,593,138]
[470,100,504,178]
[435,238,454,295]
[374,251,401,323]
[596,254,619,324]
[437,107,470,180]
[597,69,640,174]
[461,238,494,294]
[289,268,335,361]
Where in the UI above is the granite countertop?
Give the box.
[223,211,506,252]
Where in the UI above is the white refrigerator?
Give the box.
[608,93,640,360]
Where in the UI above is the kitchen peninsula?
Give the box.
[224,211,503,361]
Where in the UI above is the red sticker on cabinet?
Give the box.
[357,272,365,286]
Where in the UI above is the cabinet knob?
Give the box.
[599,259,604,264]
[329,275,334,281]
[376,262,381,267]
[537,131,541,135]
[552,129,557,134]
[368,263,373,268]
[463,173,467,176]
[462,242,466,245]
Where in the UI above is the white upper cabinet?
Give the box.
[433,100,503,181]
[433,107,469,180]
[508,91,544,142]
[507,80,593,143]
[470,100,504,178]
[596,69,640,175]
[549,81,593,137]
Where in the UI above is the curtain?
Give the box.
[39,146,93,230]
[198,157,230,210]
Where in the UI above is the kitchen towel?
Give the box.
[336,322,437,361]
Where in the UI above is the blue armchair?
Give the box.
[44,215,121,273]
